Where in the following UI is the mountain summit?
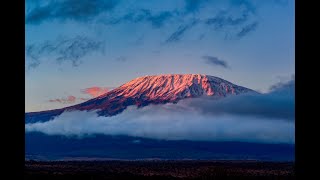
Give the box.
[102,74,252,100]
[26,74,255,123]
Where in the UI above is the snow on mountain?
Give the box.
[25,74,255,123]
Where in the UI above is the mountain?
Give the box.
[25,74,294,161]
[25,74,255,123]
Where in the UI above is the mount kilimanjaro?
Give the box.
[25,74,294,161]
[26,74,255,123]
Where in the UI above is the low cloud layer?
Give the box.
[203,56,230,68]
[26,79,295,144]
[26,36,105,70]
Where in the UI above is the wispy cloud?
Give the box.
[184,0,208,13]
[166,0,259,42]
[230,0,256,14]
[236,22,258,38]
[205,11,248,29]
[81,87,110,98]
[48,96,77,104]
[104,9,175,28]
[48,95,92,104]
[204,0,258,39]
[26,36,105,70]
[47,86,113,105]
[115,56,127,62]
[26,0,263,44]
[202,56,230,69]
[26,0,119,24]
[165,20,199,43]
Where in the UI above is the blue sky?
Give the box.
[25,0,295,112]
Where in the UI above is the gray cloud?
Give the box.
[269,75,295,93]
[166,0,258,42]
[204,0,258,39]
[48,96,76,104]
[115,56,127,62]
[26,0,263,44]
[26,79,294,144]
[103,9,175,28]
[26,0,119,24]
[205,11,249,30]
[236,22,259,38]
[203,56,230,68]
[48,95,90,104]
[230,0,256,14]
[165,20,199,43]
[26,36,105,70]
[189,78,295,121]
[184,0,208,13]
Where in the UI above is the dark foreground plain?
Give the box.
[25,160,294,179]
[26,133,295,161]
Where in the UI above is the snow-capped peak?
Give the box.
[98,74,253,101]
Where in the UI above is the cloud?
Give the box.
[27,79,294,144]
[26,36,105,70]
[163,0,259,42]
[236,22,259,38]
[25,108,294,144]
[48,95,91,104]
[165,20,199,43]
[184,93,294,121]
[146,11,175,28]
[204,0,258,39]
[269,75,295,93]
[103,9,175,28]
[184,0,208,13]
[202,56,230,68]
[230,0,256,14]
[81,87,110,98]
[25,0,263,46]
[273,0,289,6]
[25,0,266,44]
[26,0,119,24]
[183,77,294,121]
[47,86,114,105]
[48,96,77,104]
[205,11,248,29]
[115,56,127,62]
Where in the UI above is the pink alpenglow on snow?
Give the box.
[108,74,249,101]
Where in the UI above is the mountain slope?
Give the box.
[25,74,256,123]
